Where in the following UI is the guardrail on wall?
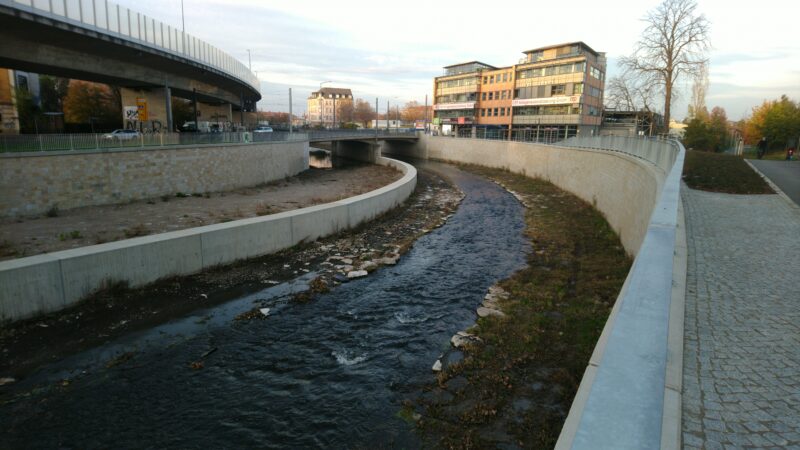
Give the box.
[3,0,259,91]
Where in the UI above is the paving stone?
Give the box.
[682,186,800,447]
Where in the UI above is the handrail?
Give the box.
[2,0,259,92]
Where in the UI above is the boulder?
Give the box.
[347,270,368,279]
[477,306,505,318]
[432,360,442,372]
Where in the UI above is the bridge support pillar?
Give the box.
[195,102,233,128]
[121,87,170,133]
[330,140,379,163]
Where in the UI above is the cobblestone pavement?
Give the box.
[682,186,800,449]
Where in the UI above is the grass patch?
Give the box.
[683,151,774,194]
[58,230,82,241]
[123,224,149,238]
[414,165,632,448]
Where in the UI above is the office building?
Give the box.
[432,42,606,141]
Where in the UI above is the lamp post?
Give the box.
[319,81,332,128]
[247,49,252,71]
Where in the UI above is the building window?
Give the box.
[483,76,488,84]
[16,75,29,92]
[500,108,505,116]
[506,107,511,116]
[493,108,499,116]
[482,92,486,101]
[573,83,584,94]
[488,92,493,100]
[590,67,604,81]
[490,75,494,83]
[551,84,566,96]
[481,108,486,117]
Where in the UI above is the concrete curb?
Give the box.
[0,157,417,324]
[661,198,687,450]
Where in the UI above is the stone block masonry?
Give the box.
[0,141,308,218]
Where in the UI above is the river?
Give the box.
[1,162,530,449]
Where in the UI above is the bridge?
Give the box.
[0,0,260,131]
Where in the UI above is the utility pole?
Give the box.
[192,88,198,131]
[181,0,186,54]
[424,94,428,133]
[375,97,378,138]
[386,100,389,131]
[289,88,293,135]
[164,80,173,133]
[333,95,336,129]
[247,49,252,71]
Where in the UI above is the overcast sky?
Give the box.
[123,0,799,120]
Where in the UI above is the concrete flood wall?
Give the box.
[387,135,685,449]
[0,156,416,323]
[405,135,669,255]
[0,140,309,218]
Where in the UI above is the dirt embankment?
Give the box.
[0,163,401,261]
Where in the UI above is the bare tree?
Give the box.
[688,62,708,120]
[620,0,710,131]
[605,71,658,112]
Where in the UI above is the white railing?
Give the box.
[3,0,259,92]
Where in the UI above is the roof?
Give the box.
[522,41,600,57]
[311,87,353,96]
[442,61,497,70]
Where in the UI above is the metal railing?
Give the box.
[307,129,417,141]
[444,127,572,145]
[0,132,308,153]
[4,0,258,91]
[0,129,420,153]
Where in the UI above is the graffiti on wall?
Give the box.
[125,120,163,134]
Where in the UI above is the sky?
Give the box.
[122,0,799,120]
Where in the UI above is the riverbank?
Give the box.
[0,162,401,261]
[0,168,462,383]
[412,165,632,448]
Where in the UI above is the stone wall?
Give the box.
[0,140,308,218]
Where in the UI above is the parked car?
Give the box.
[253,126,273,133]
[103,129,142,140]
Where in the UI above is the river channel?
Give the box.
[1,161,530,449]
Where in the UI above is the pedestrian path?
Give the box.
[682,186,800,449]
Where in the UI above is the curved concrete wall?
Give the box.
[408,135,670,255]
[0,156,416,323]
[388,135,685,449]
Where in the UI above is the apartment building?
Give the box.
[432,42,606,141]
[307,87,353,127]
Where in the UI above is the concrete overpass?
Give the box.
[0,0,260,131]
[307,129,418,164]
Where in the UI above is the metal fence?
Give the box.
[4,0,258,91]
[0,132,308,153]
[448,127,570,145]
[0,129,419,153]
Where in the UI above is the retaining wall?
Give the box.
[404,135,671,255]
[0,140,309,218]
[0,156,416,323]
[388,134,685,449]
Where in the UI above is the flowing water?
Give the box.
[1,162,530,449]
